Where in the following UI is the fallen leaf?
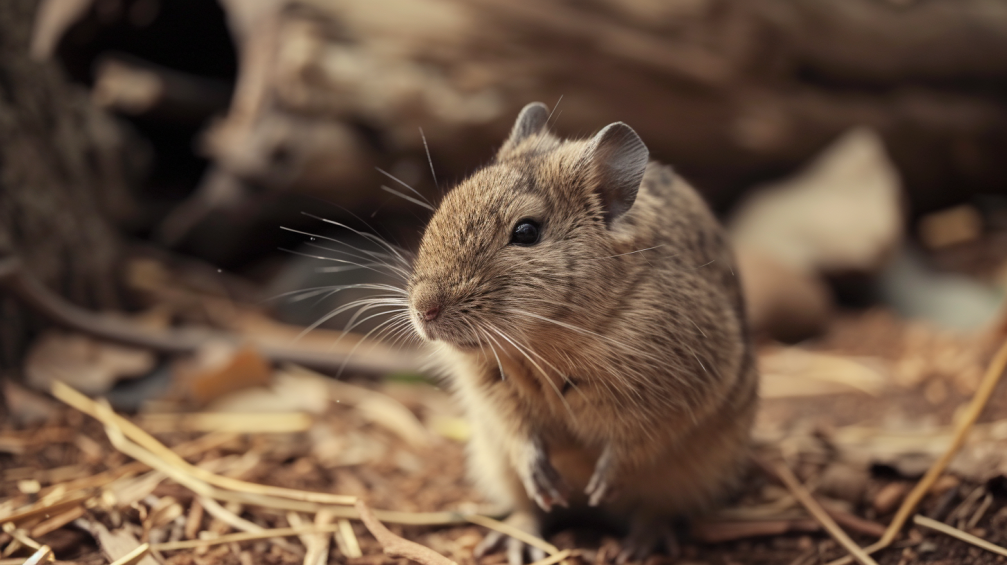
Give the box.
[174,343,272,405]
[25,331,155,395]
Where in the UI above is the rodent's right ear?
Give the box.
[585,122,649,226]
[498,102,550,156]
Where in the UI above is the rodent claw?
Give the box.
[519,443,569,511]
[585,446,617,506]
[585,468,614,506]
[532,493,552,512]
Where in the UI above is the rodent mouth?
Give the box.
[427,327,483,351]
[413,319,481,350]
[451,340,483,351]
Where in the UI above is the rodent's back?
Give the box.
[596,163,757,512]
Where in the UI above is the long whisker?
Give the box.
[279,247,409,281]
[375,167,434,208]
[482,326,507,381]
[268,283,406,303]
[597,245,665,260]
[296,297,405,341]
[299,246,411,279]
[484,323,573,416]
[302,213,413,267]
[380,185,435,212]
[367,313,414,349]
[507,308,640,354]
[419,127,440,195]
[385,315,422,351]
[280,226,407,266]
[547,95,563,123]
[336,312,412,376]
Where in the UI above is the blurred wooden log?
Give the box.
[193,0,1007,218]
[92,55,232,124]
[0,0,135,374]
[28,0,1007,250]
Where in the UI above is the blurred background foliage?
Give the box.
[2,0,1007,371]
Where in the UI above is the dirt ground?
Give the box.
[3,305,1007,565]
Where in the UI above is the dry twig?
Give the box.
[465,514,559,555]
[29,506,86,538]
[770,461,879,565]
[0,492,92,525]
[303,510,334,565]
[20,545,52,565]
[826,337,1007,565]
[528,548,572,565]
[137,412,313,434]
[0,257,411,374]
[913,514,1007,558]
[152,525,342,551]
[336,518,362,558]
[52,381,356,505]
[355,500,457,565]
[109,543,151,565]
[198,496,301,556]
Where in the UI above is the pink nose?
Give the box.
[422,305,441,321]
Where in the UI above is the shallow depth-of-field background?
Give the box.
[2,1,1007,564]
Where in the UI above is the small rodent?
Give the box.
[407,103,758,563]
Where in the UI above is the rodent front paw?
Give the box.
[516,441,569,511]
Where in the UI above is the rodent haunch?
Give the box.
[407,102,758,564]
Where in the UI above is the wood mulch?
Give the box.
[2,308,1007,565]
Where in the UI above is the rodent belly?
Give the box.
[548,444,600,496]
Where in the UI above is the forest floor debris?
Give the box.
[3,309,1007,565]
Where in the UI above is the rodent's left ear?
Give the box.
[585,122,649,226]
[499,102,550,156]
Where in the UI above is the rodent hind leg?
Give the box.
[474,510,548,565]
[616,515,680,565]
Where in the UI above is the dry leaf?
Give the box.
[25,331,155,395]
[86,521,159,565]
[174,343,272,405]
[759,347,888,398]
[209,370,328,414]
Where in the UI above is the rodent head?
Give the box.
[407,102,649,350]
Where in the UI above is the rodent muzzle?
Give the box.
[421,305,440,322]
[408,283,447,338]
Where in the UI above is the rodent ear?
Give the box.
[585,122,649,225]
[499,102,550,156]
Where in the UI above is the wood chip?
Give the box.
[89,521,159,565]
[184,499,204,540]
[303,510,334,565]
[29,505,86,538]
[52,382,355,505]
[21,545,53,565]
[336,518,362,558]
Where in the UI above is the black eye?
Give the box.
[510,219,540,246]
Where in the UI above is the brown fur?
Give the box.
[407,103,758,553]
